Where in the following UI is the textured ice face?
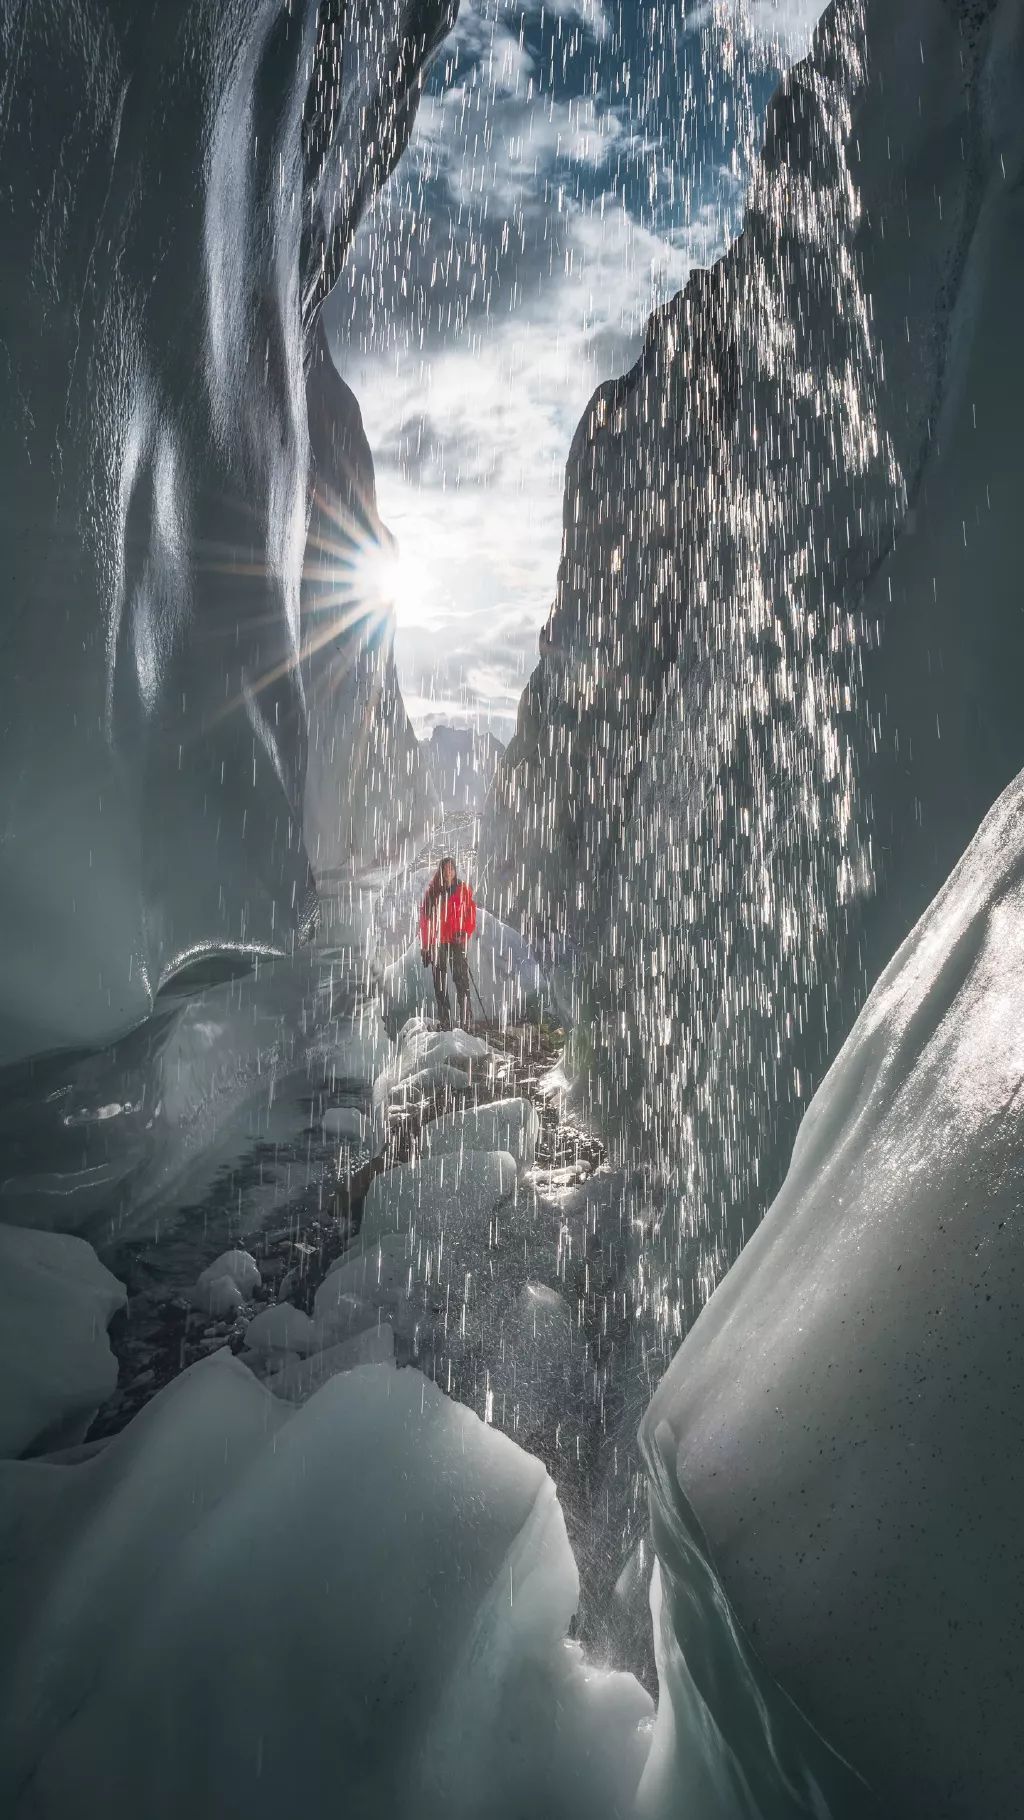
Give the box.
[642,766,1024,1816]
[0,0,452,1067]
[0,941,383,1241]
[0,1357,653,1818]
[380,907,549,1034]
[483,0,1024,1322]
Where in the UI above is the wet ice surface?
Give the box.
[93,1020,648,1671]
[2,1360,655,1820]
[0,1228,125,1459]
[51,827,652,1677]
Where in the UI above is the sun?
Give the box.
[352,536,422,627]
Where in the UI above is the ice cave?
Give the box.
[1,0,1022,1815]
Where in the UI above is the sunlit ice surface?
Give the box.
[350,528,427,630]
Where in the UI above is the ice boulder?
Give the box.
[379,910,548,1035]
[198,1250,261,1297]
[375,1017,491,1090]
[359,1151,518,1248]
[385,1061,474,1107]
[317,1233,415,1321]
[641,771,1024,1818]
[421,1098,539,1169]
[0,1354,652,1818]
[322,1106,373,1143]
[186,1276,244,1318]
[0,1227,125,1458]
[242,1304,317,1358]
[264,1324,396,1401]
[404,1022,492,1069]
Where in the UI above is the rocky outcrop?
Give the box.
[0,0,454,1065]
[484,0,1024,1314]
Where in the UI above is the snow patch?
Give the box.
[642,767,1024,1815]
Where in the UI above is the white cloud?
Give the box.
[524,0,611,37]
[683,0,822,62]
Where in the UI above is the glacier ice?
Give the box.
[322,1104,374,1143]
[0,1356,652,1820]
[311,1277,380,1343]
[0,1227,124,1459]
[359,1151,518,1246]
[197,1249,261,1298]
[0,943,387,1241]
[264,1322,396,1401]
[423,725,506,815]
[184,1275,244,1318]
[1,0,1023,1814]
[241,1302,318,1358]
[642,768,1024,1816]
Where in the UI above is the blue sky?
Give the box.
[326,0,823,738]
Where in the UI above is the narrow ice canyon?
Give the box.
[1,2,1022,1817]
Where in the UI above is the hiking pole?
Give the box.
[466,954,489,1024]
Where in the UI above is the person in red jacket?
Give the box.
[419,856,477,1030]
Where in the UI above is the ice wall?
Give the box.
[0,1358,653,1820]
[484,0,1024,1311]
[0,0,453,1068]
[642,765,1024,1819]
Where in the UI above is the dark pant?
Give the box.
[432,941,471,1029]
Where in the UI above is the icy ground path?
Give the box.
[84,815,523,1424]
[47,817,653,1675]
[90,999,652,1677]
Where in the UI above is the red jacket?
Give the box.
[420,880,477,950]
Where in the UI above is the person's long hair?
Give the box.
[423,857,458,909]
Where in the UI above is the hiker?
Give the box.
[419,857,477,1030]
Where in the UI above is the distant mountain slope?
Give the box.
[423,724,506,815]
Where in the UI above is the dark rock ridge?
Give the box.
[484,0,1024,1316]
